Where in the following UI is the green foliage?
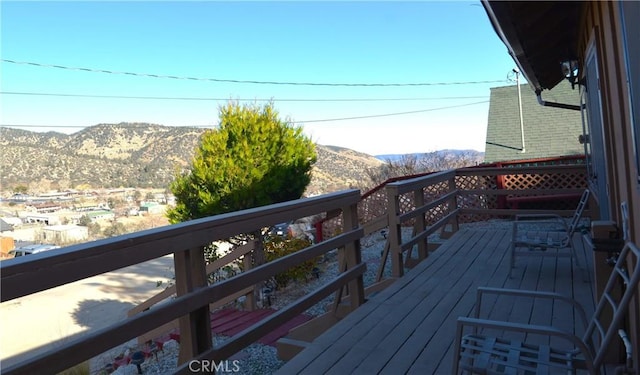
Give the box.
[57,361,89,375]
[264,236,316,288]
[166,102,316,223]
[77,214,103,238]
[102,222,126,237]
[13,185,28,194]
[77,215,92,227]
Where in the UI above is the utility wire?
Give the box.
[295,101,489,123]
[2,59,508,87]
[0,100,490,129]
[0,90,489,102]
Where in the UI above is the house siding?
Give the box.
[579,1,640,365]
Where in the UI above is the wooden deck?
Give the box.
[276,228,596,375]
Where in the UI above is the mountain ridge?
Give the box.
[0,124,383,194]
[375,149,484,162]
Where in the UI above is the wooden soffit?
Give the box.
[482,1,583,92]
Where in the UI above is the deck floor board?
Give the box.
[276,228,595,375]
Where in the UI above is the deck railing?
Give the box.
[381,164,588,279]
[0,163,588,374]
[0,189,365,375]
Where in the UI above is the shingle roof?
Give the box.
[484,80,584,163]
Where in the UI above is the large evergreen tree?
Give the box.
[167,102,316,224]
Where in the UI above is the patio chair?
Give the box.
[510,189,590,277]
[452,240,640,374]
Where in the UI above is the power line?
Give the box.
[0,90,489,102]
[1,59,508,87]
[295,101,489,123]
[0,100,490,130]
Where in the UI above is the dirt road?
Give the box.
[0,255,175,367]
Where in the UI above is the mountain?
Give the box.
[375,149,485,163]
[0,123,383,194]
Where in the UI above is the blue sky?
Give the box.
[1,1,518,155]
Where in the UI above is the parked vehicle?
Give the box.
[9,244,60,257]
[269,222,291,238]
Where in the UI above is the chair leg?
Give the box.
[452,321,463,375]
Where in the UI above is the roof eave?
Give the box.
[481,1,582,93]
[481,0,544,92]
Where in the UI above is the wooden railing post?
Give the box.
[243,251,256,311]
[495,162,507,209]
[252,233,265,309]
[387,185,404,278]
[174,246,212,365]
[413,187,428,262]
[439,176,460,239]
[448,176,460,234]
[342,199,365,309]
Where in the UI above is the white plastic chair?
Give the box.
[453,240,640,374]
[510,189,590,277]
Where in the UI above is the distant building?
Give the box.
[166,195,176,206]
[152,193,167,203]
[24,214,62,226]
[85,210,115,222]
[139,202,165,215]
[42,225,89,244]
[74,203,104,212]
[28,202,63,213]
[484,80,584,163]
[9,194,31,203]
[37,191,72,200]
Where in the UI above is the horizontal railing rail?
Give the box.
[1,189,365,375]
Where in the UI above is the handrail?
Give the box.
[1,189,360,302]
[2,231,364,375]
[386,169,456,196]
[1,189,365,375]
[360,172,434,201]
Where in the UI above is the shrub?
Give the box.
[264,236,316,288]
[57,361,89,375]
